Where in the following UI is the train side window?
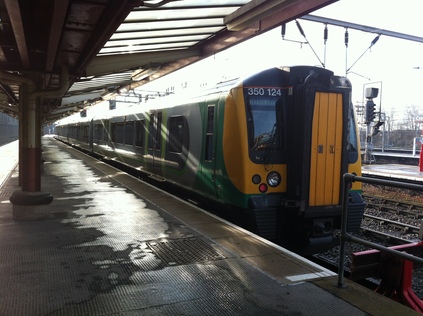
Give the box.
[103,120,109,141]
[94,123,102,142]
[115,122,125,144]
[205,106,214,161]
[148,114,155,149]
[111,122,116,142]
[125,120,134,145]
[83,125,89,143]
[168,116,184,153]
[135,120,145,147]
[156,112,162,150]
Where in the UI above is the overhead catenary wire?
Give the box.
[346,35,381,73]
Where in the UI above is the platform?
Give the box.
[0,136,417,315]
[362,163,423,182]
[362,150,419,166]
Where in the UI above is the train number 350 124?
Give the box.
[246,87,283,97]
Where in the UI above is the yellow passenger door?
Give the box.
[308,92,343,206]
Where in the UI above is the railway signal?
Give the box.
[363,87,380,164]
[364,87,378,123]
[365,99,376,123]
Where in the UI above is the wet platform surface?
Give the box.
[0,137,418,315]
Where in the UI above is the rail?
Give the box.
[338,173,423,287]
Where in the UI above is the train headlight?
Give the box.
[267,171,281,187]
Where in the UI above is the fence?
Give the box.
[338,173,423,287]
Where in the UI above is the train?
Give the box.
[0,112,18,146]
[55,65,364,251]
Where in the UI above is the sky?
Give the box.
[136,0,423,123]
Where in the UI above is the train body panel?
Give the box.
[0,112,18,145]
[55,65,364,250]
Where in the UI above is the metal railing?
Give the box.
[338,173,423,287]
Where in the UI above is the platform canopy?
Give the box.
[0,0,336,124]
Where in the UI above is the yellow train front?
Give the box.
[220,66,363,249]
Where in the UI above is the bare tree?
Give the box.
[404,104,422,131]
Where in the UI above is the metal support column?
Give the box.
[9,82,53,220]
[21,84,42,191]
[364,123,373,164]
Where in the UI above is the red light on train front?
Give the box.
[259,183,268,193]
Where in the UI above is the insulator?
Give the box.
[281,24,286,39]
[324,24,328,43]
[344,28,349,47]
[295,20,305,37]
[371,35,380,47]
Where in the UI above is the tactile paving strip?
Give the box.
[0,191,12,197]
[147,237,225,266]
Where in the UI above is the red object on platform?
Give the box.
[419,144,423,172]
[400,259,423,312]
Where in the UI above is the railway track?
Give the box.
[362,194,423,244]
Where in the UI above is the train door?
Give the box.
[148,111,163,177]
[308,92,343,206]
[89,119,94,152]
[200,103,218,199]
[103,119,111,146]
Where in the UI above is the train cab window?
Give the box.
[168,116,185,153]
[125,120,134,145]
[135,120,145,147]
[348,107,359,163]
[205,106,214,161]
[247,97,283,151]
